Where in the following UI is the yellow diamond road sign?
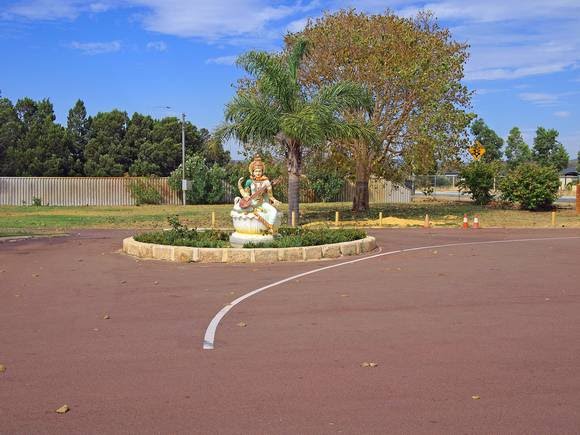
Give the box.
[469,142,486,160]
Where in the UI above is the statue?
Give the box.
[229,155,282,247]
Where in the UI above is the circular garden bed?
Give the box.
[123,227,376,263]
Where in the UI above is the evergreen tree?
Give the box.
[505,127,532,169]
[471,118,503,162]
[532,127,569,171]
[67,99,91,175]
[83,110,129,176]
[7,98,71,176]
[0,97,23,175]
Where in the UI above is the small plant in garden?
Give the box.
[499,162,560,210]
[458,161,498,205]
[31,197,43,206]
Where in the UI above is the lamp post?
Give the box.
[181,113,186,206]
[157,106,188,206]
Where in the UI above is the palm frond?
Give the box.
[315,81,374,114]
[224,93,281,143]
[237,51,298,111]
[287,38,310,81]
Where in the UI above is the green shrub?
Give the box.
[244,227,366,248]
[129,178,163,205]
[499,162,560,210]
[135,216,230,247]
[169,155,226,204]
[306,165,345,202]
[134,217,366,249]
[457,161,498,205]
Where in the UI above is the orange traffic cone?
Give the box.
[462,214,469,229]
[423,214,430,228]
[473,215,480,229]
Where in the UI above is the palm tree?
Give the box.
[221,39,373,224]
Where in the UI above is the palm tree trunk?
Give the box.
[352,144,370,212]
[286,140,301,226]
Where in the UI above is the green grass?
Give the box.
[0,201,578,231]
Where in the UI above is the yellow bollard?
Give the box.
[211,211,216,228]
[379,212,383,226]
[291,211,296,227]
[335,211,340,226]
[551,211,556,227]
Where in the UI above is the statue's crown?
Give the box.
[249,154,265,174]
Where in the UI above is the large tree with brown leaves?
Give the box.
[287,10,473,211]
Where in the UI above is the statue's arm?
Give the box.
[268,184,281,206]
[238,178,250,198]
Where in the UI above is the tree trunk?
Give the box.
[286,140,302,226]
[352,144,370,212]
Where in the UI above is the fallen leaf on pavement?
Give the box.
[237,322,247,327]
[55,405,70,414]
[103,314,110,320]
[360,362,378,368]
[0,364,6,373]
[471,395,481,400]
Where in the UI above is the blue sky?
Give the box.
[1,0,579,159]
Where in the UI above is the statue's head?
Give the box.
[249,155,266,179]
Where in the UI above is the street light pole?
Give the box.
[181,113,186,206]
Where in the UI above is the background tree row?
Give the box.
[0,96,229,177]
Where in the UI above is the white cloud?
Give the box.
[131,0,318,43]
[205,55,238,65]
[4,0,580,82]
[554,111,571,118]
[69,40,121,55]
[519,91,578,106]
[467,63,572,81]
[519,93,560,106]
[1,0,118,20]
[3,0,81,20]
[286,17,310,33]
[146,40,166,51]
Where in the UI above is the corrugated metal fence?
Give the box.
[0,177,411,206]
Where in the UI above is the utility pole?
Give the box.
[181,113,186,206]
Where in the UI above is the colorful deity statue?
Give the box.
[230,155,282,247]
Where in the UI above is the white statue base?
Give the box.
[229,232,274,248]
[229,210,281,248]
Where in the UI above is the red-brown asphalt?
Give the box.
[1,228,580,434]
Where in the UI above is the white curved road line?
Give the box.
[202,236,580,350]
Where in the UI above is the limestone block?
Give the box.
[152,244,173,261]
[173,246,194,263]
[339,241,357,256]
[199,248,225,263]
[138,242,153,259]
[253,248,279,263]
[361,237,377,252]
[226,248,252,263]
[279,247,303,262]
[321,244,341,258]
[303,246,323,260]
